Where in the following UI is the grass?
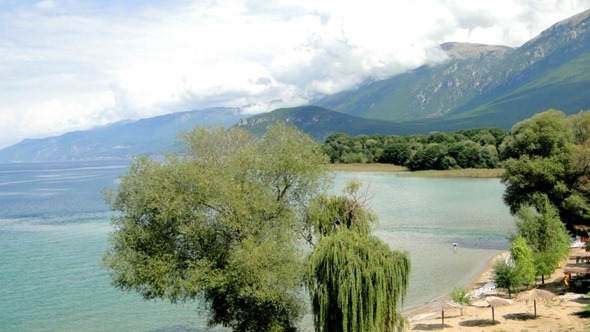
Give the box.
[399,168,505,178]
[328,164,504,178]
[328,163,408,172]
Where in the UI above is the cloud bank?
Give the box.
[0,0,589,148]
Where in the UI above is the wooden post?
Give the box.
[492,307,495,324]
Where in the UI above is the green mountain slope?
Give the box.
[315,43,514,121]
[451,53,590,125]
[315,9,590,127]
[235,106,436,141]
[451,11,590,123]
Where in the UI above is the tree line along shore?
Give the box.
[323,127,508,171]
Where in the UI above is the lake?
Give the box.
[0,160,514,331]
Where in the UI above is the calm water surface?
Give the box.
[333,172,514,311]
[0,161,514,331]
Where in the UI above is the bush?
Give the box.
[450,286,472,305]
[492,259,521,298]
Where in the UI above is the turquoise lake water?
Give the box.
[0,161,514,331]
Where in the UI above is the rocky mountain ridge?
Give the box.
[316,9,590,124]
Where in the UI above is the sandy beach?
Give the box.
[405,249,590,331]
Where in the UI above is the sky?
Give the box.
[1,0,590,149]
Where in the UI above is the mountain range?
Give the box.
[2,9,590,161]
[238,9,590,139]
[0,108,244,161]
[314,9,590,126]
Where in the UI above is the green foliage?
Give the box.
[502,155,567,214]
[515,196,571,284]
[501,109,590,231]
[306,230,410,332]
[102,123,330,331]
[325,127,507,171]
[305,182,410,332]
[378,142,411,166]
[510,237,536,287]
[304,180,376,242]
[499,110,573,159]
[450,286,472,305]
[568,111,590,145]
[492,259,521,298]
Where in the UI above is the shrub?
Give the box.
[450,286,472,305]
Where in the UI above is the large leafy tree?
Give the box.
[501,110,572,213]
[102,123,330,331]
[305,181,411,332]
[501,109,590,230]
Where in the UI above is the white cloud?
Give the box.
[0,0,589,148]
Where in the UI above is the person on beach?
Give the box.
[453,243,457,252]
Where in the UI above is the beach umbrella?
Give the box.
[428,300,463,329]
[517,288,555,318]
[475,296,513,324]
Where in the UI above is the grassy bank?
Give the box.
[328,163,504,178]
[400,168,504,178]
[327,163,407,172]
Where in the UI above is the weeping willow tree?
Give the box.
[305,181,411,332]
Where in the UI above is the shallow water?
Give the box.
[332,172,514,311]
[0,161,514,331]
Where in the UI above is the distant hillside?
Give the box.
[315,9,590,128]
[235,105,512,141]
[235,105,441,141]
[316,42,514,122]
[0,108,245,162]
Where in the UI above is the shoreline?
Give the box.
[403,252,507,319]
[327,163,503,178]
[403,248,590,331]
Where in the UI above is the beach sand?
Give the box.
[405,248,590,331]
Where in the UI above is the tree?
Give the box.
[102,123,330,331]
[568,111,590,145]
[492,259,520,298]
[515,195,570,284]
[379,142,411,166]
[305,181,411,332]
[502,155,567,215]
[510,236,535,287]
[407,143,448,170]
[454,142,481,168]
[302,181,375,243]
[500,109,590,231]
[499,109,572,160]
[323,133,352,163]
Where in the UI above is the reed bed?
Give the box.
[400,168,505,178]
[328,163,504,178]
[327,163,407,172]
